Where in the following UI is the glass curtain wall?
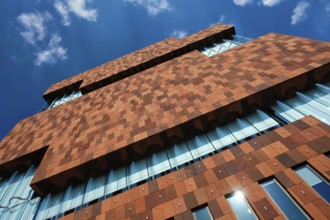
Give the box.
[201,35,252,57]
[47,90,82,109]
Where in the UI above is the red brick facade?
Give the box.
[60,116,330,220]
[0,24,329,219]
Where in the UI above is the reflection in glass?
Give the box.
[261,179,309,219]
[295,165,330,203]
[167,143,193,168]
[48,90,82,108]
[227,191,257,220]
[193,206,213,220]
[186,135,215,159]
[147,151,171,177]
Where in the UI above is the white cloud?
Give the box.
[54,1,71,26]
[326,4,330,13]
[235,0,285,7]
[17,12,52,45]
[216,15,226,24]
[17,10,69,66]
[170,30,187,39]
[210,15,226,27]
[35,34,67,66]
[124,0,171,16]
[261,0,284,7]
[233,0,254,6]
[291,1,310,25]
[54,0,98,26]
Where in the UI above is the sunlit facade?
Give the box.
[0,24,329,219]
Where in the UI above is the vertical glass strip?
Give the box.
[35,194,51,220]
[147,151,171,177]
[186,135,215,159]
[227,191,257,220]
[105,169,117,195]
[0,171,18,201]
[167,143,193,168]
[211,126,238,148]
[201,35,251,57]
[45,192,64,219]
[59,186,73,214]
[295,165,330,203]
[21,197,41,220]
[193,206,214,220]
[83,176,105,205]
[305,87,330,107]
[261,179,309,219]
[284,97,330,124]
[127,159,149,186]
[246,110,279,132]
[271,101,304,122]
[116,167,127,192]
[70,184,84,211]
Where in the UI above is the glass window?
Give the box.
[192,206,213,220]
[227,191,257,220]
[61,94,71,103]
[186,135,215,159]
[105,167,127,194]
[105,169,117,195]
[261,179,309,219]
[71,90,82,99]
[167,143,193,168]
[35,194,52,219]
[284,97,330,125]
[295,165,330,203]
[0,166,40,219]
[48,90,82,108]
[69,184,84,210]
[116,167,127,192]
[83,176,105,204]
[44,192,64,219]
[232,35,252,43]
[201,35,251,57]
[21,197,41,219]
[296,93,330,117]
[246,110,279,132]
[201,40,239,57]
[271,101,304,123]
[52,184,85,216]
[147,151,171,177]
[307,84,330,107]
[206,126,237,149]
[226,118,259,142]
[51,97,63,107]
[127,159,149,186]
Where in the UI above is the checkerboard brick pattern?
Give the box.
[44,24,235,97]
[0,25,329,195]
[58,116,330,220]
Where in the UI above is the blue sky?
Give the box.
[0,0,329,140]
